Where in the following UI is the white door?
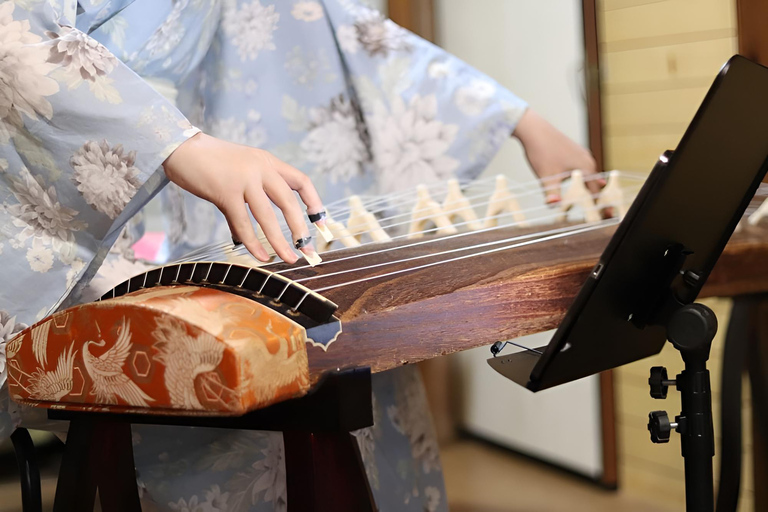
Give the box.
[435,0,604,478]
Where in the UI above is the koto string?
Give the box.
[176,171,636,261]
[274,214,593,276]
[246,180,642,253]
[217,186,640,269]
[172,173,645,264]
[313,219,620,292]
[291,223,603,284]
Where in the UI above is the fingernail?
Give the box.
[308,210,334,243]
[294,235,322,266]
[300,247,322,266]
[232,236,243,248]
[546,194,561,204]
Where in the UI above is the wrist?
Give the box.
[163,132,204,181]
[511,108,541,144]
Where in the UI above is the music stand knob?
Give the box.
[648,410,679,444]
[649,366,676,399]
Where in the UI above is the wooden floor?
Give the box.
[0,437,680,512]
[441,440,678,512]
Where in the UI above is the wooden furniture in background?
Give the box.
[388,0,435,42]
[582,0,616,487]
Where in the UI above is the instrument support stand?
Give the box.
[647,303,718,512]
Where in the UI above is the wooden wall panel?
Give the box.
[599,0,738,173]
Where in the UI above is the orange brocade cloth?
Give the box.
[5,286,310,416]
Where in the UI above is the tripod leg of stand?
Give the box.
[749,298,768,511]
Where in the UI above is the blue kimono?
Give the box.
[0,1,528,510]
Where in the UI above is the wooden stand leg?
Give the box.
[53,419,141,512]
[53,419,99,512]
[284,431,377,512]
[97,422,142,512]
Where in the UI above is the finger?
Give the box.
[538,173,564,205]
[263,176,321,265]
[245,185,299,264]
[266,153,326,219]
[219,200,270,262]
[586,177,606,197]
[580,158,605,197]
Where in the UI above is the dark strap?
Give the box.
[716,296,754,512]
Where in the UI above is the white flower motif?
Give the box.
[291,1,323,22]
[428,60,450,79]
[0,309,28,389]
[387,367,442,474]
[26,244,53,272]
[81,255,153,302]
[46,25,118,82]
[208,117,267,148]
[140,0,187,62]
[301,95,369,183]
[169,485,229,512]
[284,46,335,88]
[370,94,459,194]
[424,486,441,512]
[202,485,229,512]
[222,1,279,61]
[250,433,287,512]
[3,167,85,254]
[168,496,199,512]
[352,10,411,57]
[65,258,85,287]
[0,2,59,143]
[336,25,360,54]
[454,79,497,116]
[70,140,142,219]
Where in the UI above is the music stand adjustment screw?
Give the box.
[649,366,676,399]
[648,410,678,443]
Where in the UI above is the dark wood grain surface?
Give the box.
[269,223,768,380]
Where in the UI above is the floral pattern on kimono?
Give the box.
[0,1,531,510]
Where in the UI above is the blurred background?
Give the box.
[0,0,762,511]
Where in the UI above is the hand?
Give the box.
[163,133,324,264]
[513,109,604,204]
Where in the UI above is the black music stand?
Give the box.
[488,55,768,512]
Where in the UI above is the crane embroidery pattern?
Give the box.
[7,286,312,415]
[83,317,153,407]
[152,314,228,411]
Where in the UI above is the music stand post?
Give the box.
[648,303,718,512]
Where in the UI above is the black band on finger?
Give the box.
[232,237,243,247]
[294,236,313,250]
[307,210,327,223]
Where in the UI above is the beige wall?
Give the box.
[599,0,738,172]
[598,1,753,509]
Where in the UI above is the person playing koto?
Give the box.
[0,1,602,510]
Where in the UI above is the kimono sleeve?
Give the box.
[0,0,199,329]
[323,0,528,192]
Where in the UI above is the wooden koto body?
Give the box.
[299,223,768,380]
[7,221,768,415]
